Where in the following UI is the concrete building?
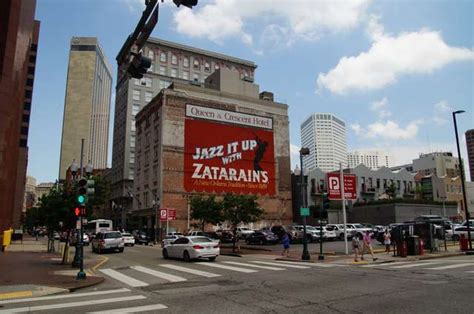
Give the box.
[35,182,55,203]
[133,68,292,234]
[24,175,37,212]
[0,0,40,232]
[111,37,257,228]
[347,150,394,169]
[419,174,464,219]
[413,152,460,177]
[466,129,474,182]
[59,37,112,181]
[300,113,347,172]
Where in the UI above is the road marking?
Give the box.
[223,261,284,271]
[0,288,130,305]
[274,261,339,268]
[425,263,474,270]
[160,264,221,278]
[467,271,474,273]
[251,261,310,269]
[100,269,149,287]
[360,262,410,268]
[390,262,441,269]
[199,263,258,273]
[87,303,168,313]
[0,291,33,300]
[92,256,109,272]
[130,266,187,282]
[0,295,146,313]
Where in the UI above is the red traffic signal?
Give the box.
[74,207,86,216]
[75,207,80,216]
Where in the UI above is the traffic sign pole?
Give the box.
[341,163,348,255]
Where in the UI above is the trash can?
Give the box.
[407,235,420,255]
[460,234,468,251]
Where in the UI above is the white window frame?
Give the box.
[171,54,178,65]
[160,52,167,62]
[132,90,140,101]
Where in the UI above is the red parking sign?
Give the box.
[327,173,357,200]
[160,209,167,221]
[160,208,177,221]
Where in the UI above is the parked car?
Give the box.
[188,231,219,240]
[236,227,255,239]
[91,231,124,253]
[215,229,236,243]
[449,226,473,241]
[346,223,373,239]
[246,231,278,245]
[325,224,352,240]
[162,236,219,262]
[121,232,135,246]
[161,234,182,247]
[53,232,60,240]
[461,220,474,227]
[133,231,150,245]
[294,225,319,242]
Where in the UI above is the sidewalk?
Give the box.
[0,236,104,300]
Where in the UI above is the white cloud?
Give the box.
[172,0,371,45]
[370,97,392,118]
[317,24,474,94]
[290,143,301,171]
[433,100,453,125]
[353,120,420,140]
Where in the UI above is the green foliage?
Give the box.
[190,195,223,231]
[386,183,397,199]
[86,175,110,218]
[353,198,458,207]
[221,194,264,227]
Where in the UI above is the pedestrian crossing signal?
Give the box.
[75,207,80,216]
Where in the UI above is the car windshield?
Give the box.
[192,237,214,243]
[353,224,365,228]
[105,232,122,239]
[122,233,131,236]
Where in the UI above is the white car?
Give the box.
[346,223,373,238]
[162,236,219,262]
[121,232,135,246]
[323,226,337,241]
[326,224,352,240]
[449,226,473,241]
[236,227,255,239]
[161,234,182,247]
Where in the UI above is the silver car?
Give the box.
[92,231,124,253]
[162,236,219,262]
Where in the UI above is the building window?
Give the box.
[29,55,36,63]
[144,78,152,87]
[193,59,200,70]
[129,170,134,180]
[30,44,38,52]
[21,126,28,135]
[171,54,178,65]
[24,102,31,111]
[182,71,189,80]
[28,66,35,75]
[131,119,136,132]
[148,49,154,60]
[145,91,152,102]
[183,57,189,68]
[134,78,140,86]
[132,104,140,115]
[26,78,34,87]
[193,73,199,82]
[171,68,178,78]
[160,51,167,62]
[129,153,135,164]
[25,90,32,98]
[204,61,210,72]
[214,64,219,70]
[130,136,136,148]
[22,114,30,123]
[132,90,140,101]
[19,139,27,147]
[159,66,166,75]
[145,133,151,147]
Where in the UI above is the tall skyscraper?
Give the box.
[466,129,474,182]
[0,0,40,232]
[347,150,394,169]
[300,113,347,172]
[111,37,257,225]
[59,37,112,180]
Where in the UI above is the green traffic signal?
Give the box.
[77,194,87,205]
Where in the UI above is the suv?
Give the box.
[346,223,373,239]
[236,227,255,239]
[326,224,352,240]
[91,231,124,253]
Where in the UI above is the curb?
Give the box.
[220,253,243,257]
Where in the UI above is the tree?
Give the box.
[222,194,264,252]
[189,195,223,232]
[386,183,397,200]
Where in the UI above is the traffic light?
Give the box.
[127,53,152,79]
[77,178,87,205]
[173,0,198,8]
[86,179,95,196]
[321,193,329,219]
[75,207,80,217]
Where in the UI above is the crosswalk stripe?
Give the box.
[425,263,474,270]
[251,261,310,269]
[360,262,410,268]
[467,271,474,273]
[0,295,146,313]
[0,288,130,305]
[100,269,149,287]
[159,264,221,278]
[199,263,258,273]
[130,266,187,282]
[273,261,338,268]
[223,261,284,271]
[87,303,168,313]
[390,262,441,269]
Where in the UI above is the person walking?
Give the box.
[281,232,290,257]
[361,230,378,262]
[383,229,391,254]
[352,233,361,262]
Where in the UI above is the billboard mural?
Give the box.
[184,104,275,195]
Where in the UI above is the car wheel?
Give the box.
[453,234,460,241]
[339,234,345,240]
[119,248,124,253]
[163,249,169,259]
[208,256,216,262]
[183,250,191,262]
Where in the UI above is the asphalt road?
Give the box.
[2,244,473,313]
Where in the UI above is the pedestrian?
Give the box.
[281,232,290,257]
[352,233,361,262]
[383,229,391,254]
[361,230,378,262]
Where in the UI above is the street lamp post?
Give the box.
[299,147,310,261]
[452,110,472,251]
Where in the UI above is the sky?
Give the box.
[29,0,473,183]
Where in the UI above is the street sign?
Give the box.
[160,209,167,221]
[300,207,310,217]
[160,208,177,221]
[168,209,176,220]
[327,173,357,200]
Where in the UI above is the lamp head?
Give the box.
[453,110,465,115]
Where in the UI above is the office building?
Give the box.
[111,37,257,227]
[466,129,474,181]
[413,152,460,177]
[0,0,40,232]
[133,68,292,233]
[59,37,112,181]
[300,113,347,172]
[24,175,37,213]
[347,150,394,169]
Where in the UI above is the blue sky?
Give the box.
[29,0,473,183]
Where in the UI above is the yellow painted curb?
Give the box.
[90,256,109,273]
[0,290,33,300]
[351,261,368,265]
